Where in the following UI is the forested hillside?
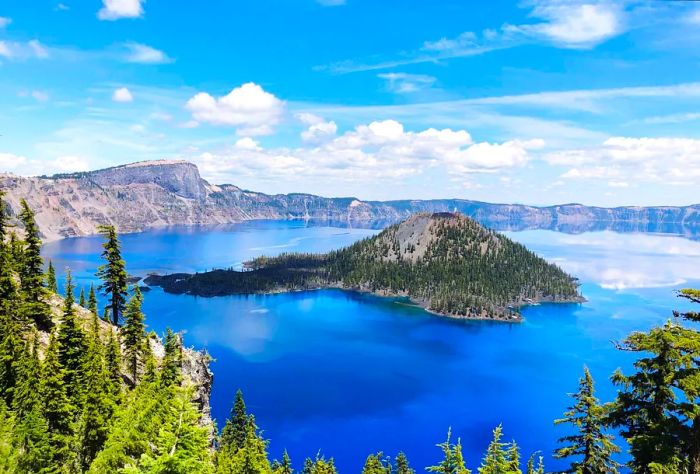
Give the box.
[147,213,582,321]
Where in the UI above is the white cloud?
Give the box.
[0,39,49,60]
[689,9,700,25]
[56,3,70,11]
[50,155,89,173]
[549,137,700,184]
[188,119,534,186]
[185,82,284,136]
[517,2,623,48]
[98,0,144,20]
[317,0,346,6]
[0,153,28,172]
[0,17,11,28]
[378,72,437,94]
[123,42,173,64]
[112,87,134,103]
[297,113,338,142]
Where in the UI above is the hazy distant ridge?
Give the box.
[2,160,699,240]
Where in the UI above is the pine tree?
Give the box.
[362,452,391,474]
[0,191,7,243]
[105,329,123,400]
[88,284,98,315]
[18,199,51,329]
[506,442,522,474]
[161,328,183,387]
[525,454,545,474]
[96,225,128,325]
[221,389,249,453]
[0,311,21,406]
[479,425,511,474]
[57,269,89,406]
[13,401,51,474]
[300,454,336,474]
[273,450,294,474]
[555,367,620,474]
[608,321,690,471]
[122,285,146,385]
[79,286,86,307]
[41,331,78,469]
[46,260,58,293]
[0,399,18,473]
[395,452,414,474]
[427,428,471,474]
[78,312,113,470]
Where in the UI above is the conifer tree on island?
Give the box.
[554,366,620,474]
[96,224,128,325]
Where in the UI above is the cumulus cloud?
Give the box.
[185,82,284,136]
[188,119,536,185]
[123,42,173,64]
[548,137,700,184]
[297,113,338,142]
[112,87,134,103]
[378,72,437,94]
[98,0,144,20]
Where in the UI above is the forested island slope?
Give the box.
[146,212,582,321]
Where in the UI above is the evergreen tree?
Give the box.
[161,328,183,387]
[96,225,128,325]
[0,399,19,473]
[362,452,392,474]
[79,286,86,308]
[13,401,51,474]
[57,269,89,406]
[46,260,58,293]
[506,442,522,474]
[105,329,123,400]
[216,414,272,474]
[525,454,545,474]
[88,284,98,315]
[0,311,22,406]
[427,428,471,474]
[478,425,511,474]
[273,450,294,474]
[221,389,249,453]
[122,285,146,384]
[300,454,336,474]
[78,312,113,470]
[41,331,78,470]
[0,191,8,242]
[395,452,414,474]
[18,199,51,329]
[555,367,620,474]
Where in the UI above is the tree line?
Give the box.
[1,194,700,472]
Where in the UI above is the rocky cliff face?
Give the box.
[2,159,699,240]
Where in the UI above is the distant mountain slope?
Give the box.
[2,159,699,240]
[146,212,583,321]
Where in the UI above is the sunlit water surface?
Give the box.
[42,220,700,472]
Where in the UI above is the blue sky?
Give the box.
[1,0,700,206]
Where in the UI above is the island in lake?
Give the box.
[145,212,584,321]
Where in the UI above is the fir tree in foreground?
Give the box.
[427,428,470,474]
[96,224,128,325]
[554,367,620,474]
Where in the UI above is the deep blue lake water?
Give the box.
[41,220,700,473]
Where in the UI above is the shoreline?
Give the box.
[143,275,585,324]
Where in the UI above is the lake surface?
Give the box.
[42,220,700,473]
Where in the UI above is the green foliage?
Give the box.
[18,199,52,329]
[46,260,58,293]
[478,425,521,474]
[362,452,392,474]
[395,452,414,474]
[96,224,128,325]
[525,454,544,474]
[301,454,336,474]
[427,428,470,474]
[87,284,98,315]
[0,399,19,473]
[161,328,183,387]
[41,331,78,470]
[79,286,86,308]
[122,286,146,385]
[272,450,294,474]
[221,389,249,453]
[554,367,620,473]
[57,269,89,407]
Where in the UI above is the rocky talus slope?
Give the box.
[2,159,699,240]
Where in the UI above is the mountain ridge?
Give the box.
[2,159,700,240]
